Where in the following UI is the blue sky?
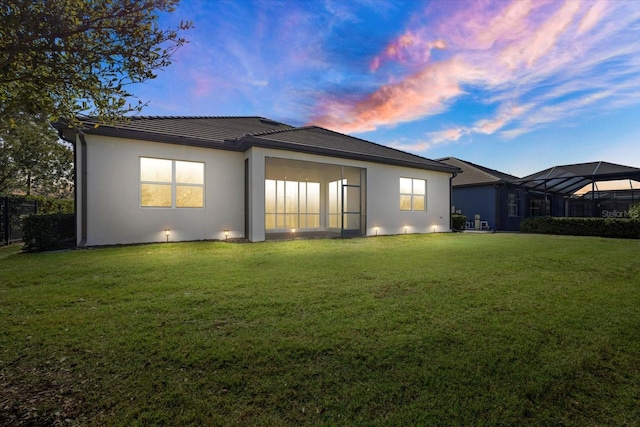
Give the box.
[133,0,640,177]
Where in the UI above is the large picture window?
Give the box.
[140,157,204,208]
[400,177,426,211]
[265,180,320,230]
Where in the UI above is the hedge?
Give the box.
[22,213,75,251]
[452,214,467,231]
[520,216,640,239]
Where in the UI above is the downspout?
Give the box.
[449,172,457,231]
[78,132,88,247]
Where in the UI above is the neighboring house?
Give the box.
[56,117,460,246]
[439,158,640,231]
[437,157,524,231]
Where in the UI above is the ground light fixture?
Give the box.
[224,229,229,241]
[164,228,170,242]
[404,226,408,234]
[291,228,296,239]
[375,226,378,236]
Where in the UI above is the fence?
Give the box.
[1,196,38,245]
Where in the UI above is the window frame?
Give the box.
[140,157,205,209]
[264,179,321,230]
[507,192,520,217]
[399,177,427,212]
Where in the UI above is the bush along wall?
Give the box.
[22,213,75,251]
[520,216,640,239]
[452,214,467,231]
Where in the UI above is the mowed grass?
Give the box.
[1,233,639,426]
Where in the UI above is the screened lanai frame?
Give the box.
[512,161,640,218]
[264,157,366,238]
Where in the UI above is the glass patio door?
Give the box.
[341,183,361,236]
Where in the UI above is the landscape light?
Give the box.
[164,228,170,242]
[224,229,229,241]
[375,226,378,236]
[291,228,296,239]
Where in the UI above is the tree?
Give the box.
[0,0,191,126]
[0,114,73,197]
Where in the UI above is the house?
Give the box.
[56,117,460,246]
[437,157,524,231]
[439,158,640,231]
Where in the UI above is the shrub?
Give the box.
[452,214,467,230]
[630,203,640,220]
[32,196,74,214]
[520,216,640,239]
[22,213,75,251]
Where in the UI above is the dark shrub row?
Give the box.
[452,214,467,231]
[30,196,74,214]
[22,213,75,251]
[520,216,640,239]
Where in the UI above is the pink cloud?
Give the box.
[370,31,447,71]
[578,0,608,34]
[473,103,532,135]
[390,127,465,153]
[498,0,581,70]
[310,0,636,140]
[311,58,469,133]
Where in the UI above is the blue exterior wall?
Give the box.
[451,185,498,229]
[453,184,569,232]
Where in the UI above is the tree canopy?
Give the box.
[0,114,73,197]
[0,0,191,126]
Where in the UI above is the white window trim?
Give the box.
[140,157,205,209]
[400,177,427,212]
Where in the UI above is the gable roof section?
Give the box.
[437,157,519,186]
[67,116,295,148]
[59,116,459,174]
[513,161,640,195]
[242,126,458,173]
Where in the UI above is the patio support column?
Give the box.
[591,180,596,217]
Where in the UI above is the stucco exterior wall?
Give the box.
[246,147,453,239]
[77,138,454,246]
[78,135,245,246]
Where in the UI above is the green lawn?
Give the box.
[1,233,639,426]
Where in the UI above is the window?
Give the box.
[400,177,426,211]
[140,157,204,208]
[507,193,520,217]
[529,197,550,217]
[265,180,320,230]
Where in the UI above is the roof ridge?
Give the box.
[78,115,277,122]
[246,125,299,137]
[302,126,446,165]
[439,157,519,180]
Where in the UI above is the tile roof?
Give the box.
[72,116,295,147]
[437,157,519,186]
[59,116,459,174]
[244,126,458,172]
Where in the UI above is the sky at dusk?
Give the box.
[133,0,640,177]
